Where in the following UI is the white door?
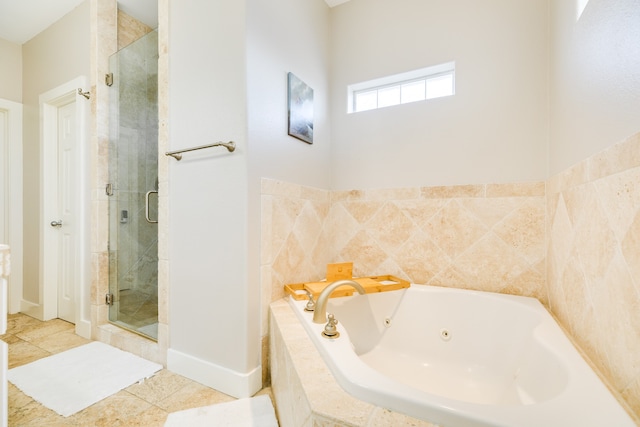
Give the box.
[54,101,77,323]
[38,79,88,333]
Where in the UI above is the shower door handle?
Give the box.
[145,191,158,224]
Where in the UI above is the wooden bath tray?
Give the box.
[284,274,410,301]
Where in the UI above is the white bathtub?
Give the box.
[289,284,635,427]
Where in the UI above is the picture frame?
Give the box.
[287,72,314,144]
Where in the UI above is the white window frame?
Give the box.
[348,61,455,113]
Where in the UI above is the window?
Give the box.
[348,61,455,113]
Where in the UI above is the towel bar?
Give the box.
[165,141,235,161]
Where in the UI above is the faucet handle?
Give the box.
[304,290,316,312]
[322,313,340,339]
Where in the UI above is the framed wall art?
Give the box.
[287,72,314,144]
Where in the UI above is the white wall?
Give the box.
[0,38,22,103]
[549,0,640,175]
[167,0,260,398]
[330,0,549,190]
[169,0,331,397]
[246,0,332,191]
[246,0,332,344]
[21,1,90,304]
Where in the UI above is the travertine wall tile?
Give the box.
[262,178,547,308]
[117,10,153,50]
[422,184,484,198]
[301,185,330,202]
[365,186,420,201]
[338,230,390,277]
[486,181,545,197]
[329,182,546,299]
[589,133,640,182]
[260,179,331,349]
[90,0,116,340]
[261,195,273,265]
[547,132,640,420]
[330,189,364,202]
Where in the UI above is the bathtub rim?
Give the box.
[269,297,438,426]
[286,284,638,427]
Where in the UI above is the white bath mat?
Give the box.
[164,395,279,427]
[8,341,162,417]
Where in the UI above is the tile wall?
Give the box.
[261,179,547,337]
[260,179,332,337]
[262,130,640,419]
[328,183,546,298]
[89,0,116,342]
[547,132,640,417]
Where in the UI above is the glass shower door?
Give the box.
[107,30,159,340]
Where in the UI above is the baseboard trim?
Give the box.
[75,318,91,339]
[167,348,261,398]
[19,299,43,321]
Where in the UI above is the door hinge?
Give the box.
[105,73,114,87]
[105,293,114,306]
[106,183,113,196]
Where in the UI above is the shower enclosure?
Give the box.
[107,30,159,340]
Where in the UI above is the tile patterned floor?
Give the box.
[1,313,273,426]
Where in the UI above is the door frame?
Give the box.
[37,77,91,338]
[0,98,23,315]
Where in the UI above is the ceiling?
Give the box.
[0,0,350,45]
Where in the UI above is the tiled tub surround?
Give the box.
[547,132,640,418]
[263,132,640,424]
[263,180,548,425]
[328,183,546,298]
[270,299,437,427]
[261,180,332,337]
[261,179,547,336]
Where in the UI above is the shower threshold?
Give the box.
[109,320,158,341]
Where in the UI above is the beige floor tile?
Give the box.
[7,340,51,368]
[126,369,193,404]
[68,390,152,427]
[30,330,91,354]
[120,404,169,427]
[0,333,23,345]
[155,381,235,413]
[4,314,43,335]
[16,318,75,342]
[8,400,65,427]
[7,383,33,412]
